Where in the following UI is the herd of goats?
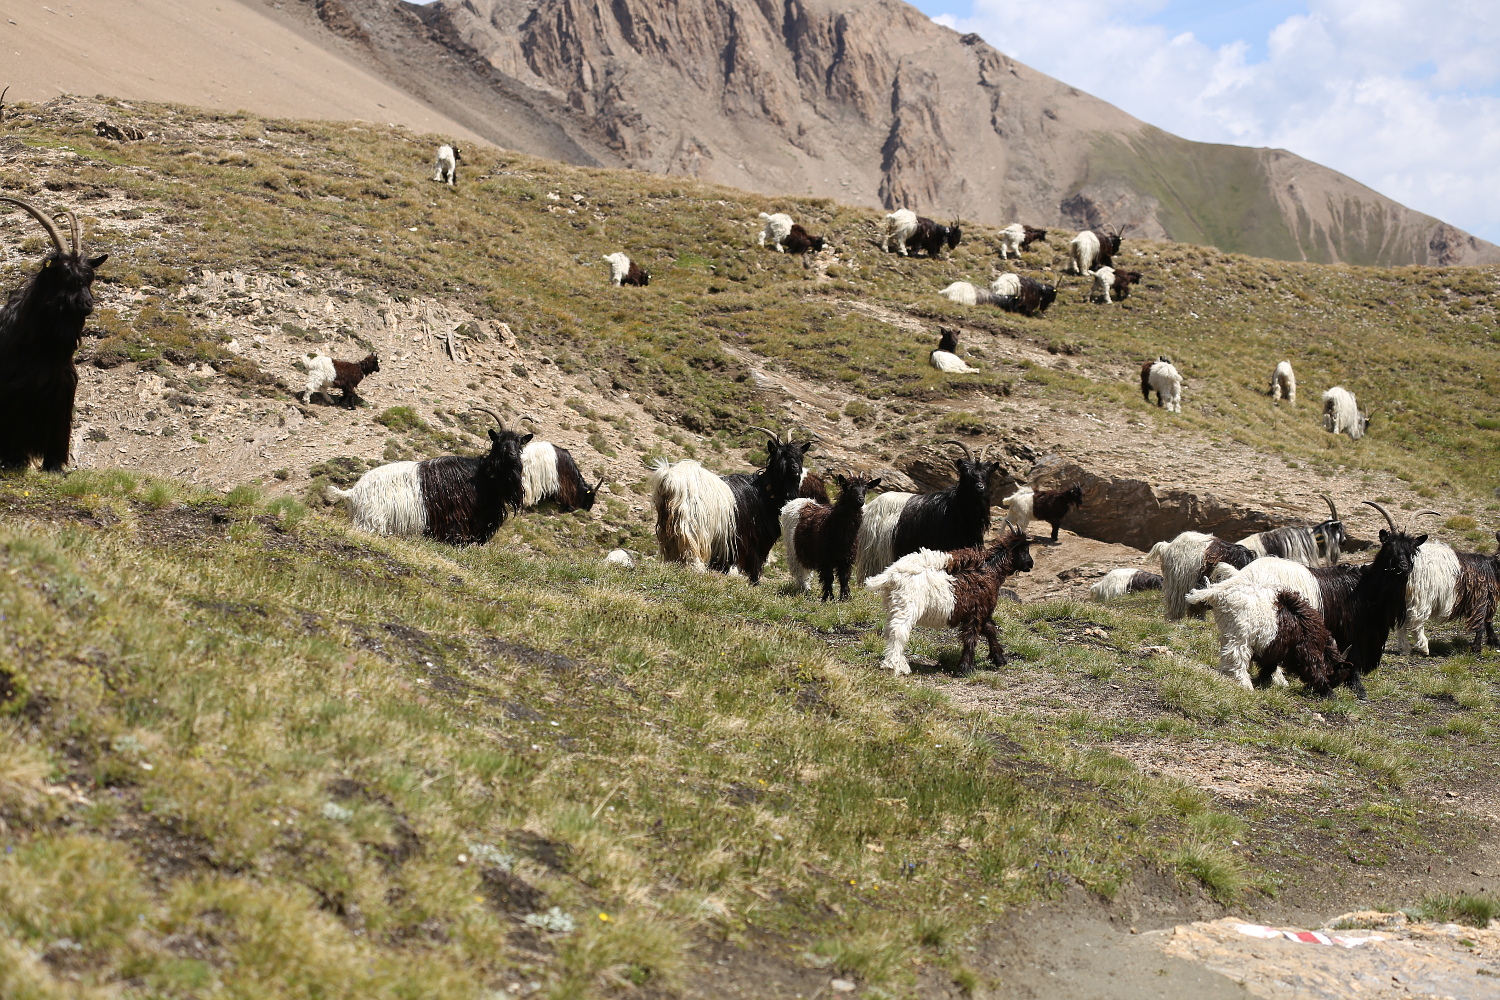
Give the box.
[0,176,1485,701]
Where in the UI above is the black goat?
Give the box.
[782,224,826,255]
[651,425,811,583]
[854,440,1000,579]
[783,473,881,601]
[0,198,107,471]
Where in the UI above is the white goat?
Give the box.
[300,354,339,405]
[939,282,983,306]
[930,328,978,372]
[1143,359,1182,413]
[1322,387,1368,439]
[757,212,793,251]
[881,208,918,255]
[1089,266,1118,303]
[432,145,460,186]
[1149,531,1215,620]
[1184,577,1297,689]
[997,224,1045,260]
[325,462,427,536]
[1068,230,1100,275]
[603,548,636,568]
[648,459,737,571]
[1001,487,1034,533]
[1270,361,1296,404]
[865,549,954,675]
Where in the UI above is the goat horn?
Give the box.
[1407,510,1442,532]
[745,425,780,443]
[0,197,67,256]
[67,210,80,256]
[467,406,505,427]
[1320,493,1340,522]
[942,439,974,461]
[1361,500,1397,534]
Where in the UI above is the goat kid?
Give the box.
[1270,361,1296,404]
[1140,357,1182,412]
[782,473,881,601]
[997,224,1047,259]
[866,526,1034,676]
[1186,580,1362,696]
[603,252,650,287]
[432,145,462,186]
[301,352,380,408]
[1089,266,1141,303]
[0,198,107,471]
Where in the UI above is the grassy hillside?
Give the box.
[0,98,1498,997]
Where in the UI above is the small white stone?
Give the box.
[830,979,856,993]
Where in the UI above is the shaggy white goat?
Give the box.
[1068,230,1101,275]
[602,252,642,287]
[432,145,460,186]
[648,459,738,571]
[1001,487,1034,533]
[1148,531,1215,620]
[300,354,339,405]
[1145,359,1183,413]
[930,351,978,373]
[852,491,915,581]
[1322,387,1368,439]
[325,462,427,536]
[881,208,919,255]
[757,212,794,251]
[1270,361,1296,404]
[864,548,955,675]
[997,224,1044,260]
[990,272,1021,296]
[1090,266,1118,303]
[1185,576,1296,689]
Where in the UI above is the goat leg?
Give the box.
[982,618,1007,668]
[836,564,852,602]
[958,631,979,677]
[819,567,835,603]
[1049,520,1061,543]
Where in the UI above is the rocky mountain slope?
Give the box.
[269,0,1499,267]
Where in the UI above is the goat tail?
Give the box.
[758,212,771,221]
[1184,584,1217,610]
[1146,541,1169,566]
[324,483,352,504]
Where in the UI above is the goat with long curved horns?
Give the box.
[0,197,108,470]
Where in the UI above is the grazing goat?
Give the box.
[853,440,1000,580]
[521,439,604,511]
[758,212,793,249]
[1089,266,1141,303]
[327,408,529,545]
[997,224,1047,259]
[301,352,380,408]
[1190,502,1425,690]
[0,197,107,471]
[1068,227,1123,275]
[930,328,978,373]
[1238,494,1346,567]
[432,144,461,186]
[881,209,960,257]
[1270,361,1296,404]
[1186,582,1362,696]
[1401,523,1499,655]
[782,473,881,601]
[651,426,810,583]
[1148,531,1258,620]
[866,526,1034,676]
[782,224,826,255]
[603,252,650,287]
[1140,357,1182,412]
[1322,387,1369,439]
[1090,569,1163,602]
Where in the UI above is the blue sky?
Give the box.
[917,0,1500,244]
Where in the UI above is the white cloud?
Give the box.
[938,0,1500,243]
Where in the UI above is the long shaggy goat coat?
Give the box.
[1322,387,1366,439]
[1090,569,1163,601]
[520,440,599,511]
[1402,540,1500,654]
[1141,359,1182,412]
[865,529,1033,676]
[649,460,738,571]
[1186,578,1357,694]
[1270,361,1296,404]
[1149,531,1257,620]
[758,212,793,249]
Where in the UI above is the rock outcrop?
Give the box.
[275,0,1500,267]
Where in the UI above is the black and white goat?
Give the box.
[301,352,380,408]
[650,426,810,583]
[521,437,604,511]
[1188,501,1426,692]
[866,525,1034,676]
[603,252,649,287]
[997,224,1047,260]
[0,197,107,471]
[939,275,1056,316]
[881,209,961,257]
[1090,568,1164,602]
[1068,227,1124,275]
[1402,522,1499,655]
[999,484,1083,542]
[327,408,530,545]
[1237,495,1346,567]
[432,144,461,186]
[1186,582,1362,696]
[854,440,999,580]
[1270,361,1296,404]
[1140,357,1182,412]
[781,473,881,601]
[1089,266,1140,304]
[757,213,825,254]
[1148,531,1258,620]
[930,328,979,373]
[1322,387,1369,439]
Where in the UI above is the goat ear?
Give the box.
[519,433,534,446]
[867,478,882,491]
[488,428,500,442]
[799,441,812,455]
[1413,533,1428,546]
[88,254,108,268]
